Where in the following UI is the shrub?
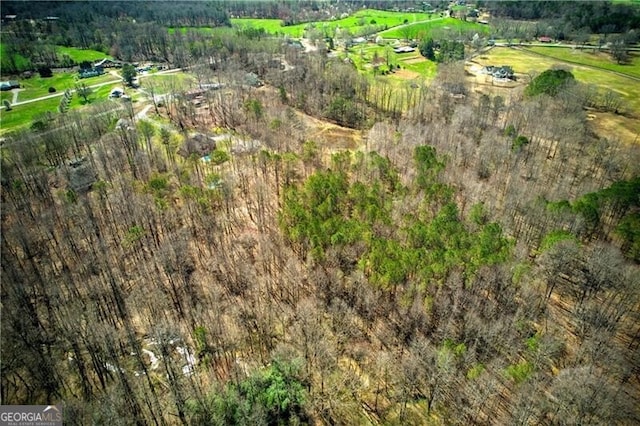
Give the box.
[525,68,575,97]
[512,135,530,151]
[48,87,56,93]
[38,67,53,78]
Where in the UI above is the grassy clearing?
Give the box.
[475,47,640,143]
[231,18,304,37]
[1,44,109,77]
[18,72,118,102]
[319,9,431,32]
[0,43,32,75]
[167,26,237,37]
[522,46,640,79]
[0,71,188,134]
[140,73,196,91]
[174,10,436,39]
[231,10,433,38]
[478,47,640,111]
[344,43,437,80]
[0,80,124,135]
[57,46,110,63]
[337,43,435,113]
[380,17,488,39]
[1,97,60,133]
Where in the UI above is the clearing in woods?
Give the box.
[469,47,640,144]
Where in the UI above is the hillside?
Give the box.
[1,1,640,425]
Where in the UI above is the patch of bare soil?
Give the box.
[295,111,363,151]
[588,111,640,145]
[403,57,427,65]
[393,69,421,80]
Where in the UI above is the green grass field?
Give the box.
[521,46,640,79]
[345,43,437,79]
[1,96,60,132]
[0,79,124,134]
[172,10,440,39]
[231,9,434,38]
[18,72,118,102]
[140,73,196,91]
[478,47,640,112]
[1,44,109,77]
[231,18,304,37]
[0,43,32,75]
[0,71,189,135]
[57,46,110,63]
[338,43,436,112]
[380,17,489,39]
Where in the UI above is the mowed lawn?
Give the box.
[475,47,640,143]
[18,72,118,102]
[57,46,110,63]
[0,80,124,135]
[522,46,640,79]
[1,44,108,75]
[477,47,640,109]
[140,73,197,91]
[345,43,437,79]
[380,17,489,39]
[231,9,433,38]
[231,18,304,37]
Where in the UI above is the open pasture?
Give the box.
[380,17,489,39]
[522,46,640,79]
[232,9,433,38]
[57,46,110,63]
[17,72,117,102]
[473,47,640,144]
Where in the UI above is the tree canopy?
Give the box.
[525,68,575,97]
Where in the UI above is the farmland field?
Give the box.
[18,72,118,102]
[521,46,640,79]
[231,18,305,37]
[1,44,109,76]
[57,46,110,63]
[231,9,433,38]
[473,47,640,143]
[380,17,489,39]
[1,96,61,133]
[0,80,124,134]
[475,47,640,110]
[140,73,197,91]
[343,43,436,79]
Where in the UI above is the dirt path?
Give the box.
[11,89,21,104]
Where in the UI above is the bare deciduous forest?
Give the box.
[1,1,639,425]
